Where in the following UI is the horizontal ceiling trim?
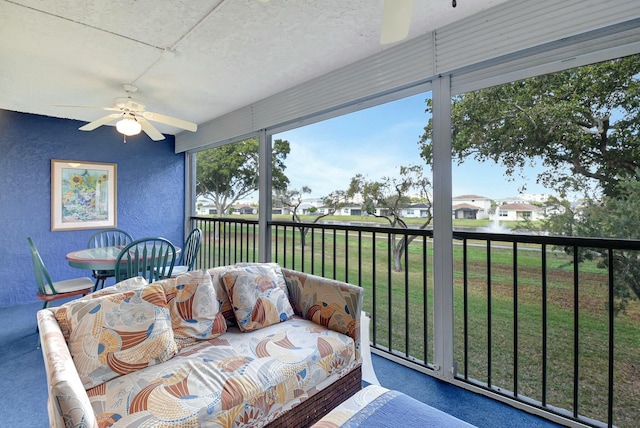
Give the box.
[266,82,432,136]
[176,0,640,153]
[434,0,640,75]
[251,34,432,131]
[176,34,433,153]
[176,106,253,152]
[451,20,640,94]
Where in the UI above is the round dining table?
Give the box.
[66,246,180,271]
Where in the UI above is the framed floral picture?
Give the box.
[51,160,117,231]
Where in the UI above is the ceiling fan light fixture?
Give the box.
[68,83,196,141]
[116,116,142,136]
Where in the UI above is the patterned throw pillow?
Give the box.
[158,270,227,349]
[234,262,290,297]
[114,276,148,291]
[221,265,294,332]
[54,277,150,341]
[55,283,177,390]
[208,263,290,327]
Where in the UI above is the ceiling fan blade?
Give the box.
[54,104,121,112]
[380,0,414,45]
[79,113,122,131]
[142,111,198,132]
[137,117,165,141]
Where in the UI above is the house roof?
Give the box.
[452,203,481,210]
[499,203,542,211]
[0,0,509,136]
[453,195,491,200]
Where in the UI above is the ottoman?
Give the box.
[311,385,477,427]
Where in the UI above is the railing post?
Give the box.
[432,74,455,382]
[258,130,272,262]
[185,151,197,245]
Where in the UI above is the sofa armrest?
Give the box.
[37,309,97,428]
[281,268,363,361]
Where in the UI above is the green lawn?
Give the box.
[195,219,639,427]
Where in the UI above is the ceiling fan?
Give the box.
[257,0,416,45]
[380,0,414,44]
[380,0,458,44]
[58,84,198,142]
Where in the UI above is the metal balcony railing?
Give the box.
[190,216,640,428]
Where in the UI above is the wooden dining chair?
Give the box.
[87,228,133,291]
[115,237,176,283]
[28,237,94,310]
[167,228,202,277]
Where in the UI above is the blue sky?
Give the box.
[275,92,551,201]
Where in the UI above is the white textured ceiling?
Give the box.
[0,0,511,136]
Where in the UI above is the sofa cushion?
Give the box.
[56,283,177,389]
[207,265,236,325]
[284,271,361,342]
[86,317,357,427]
[221,265,294,332]
[157,270,227,349]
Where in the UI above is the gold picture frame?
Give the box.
[51,159,117,231]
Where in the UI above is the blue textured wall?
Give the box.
[0,109,185,307]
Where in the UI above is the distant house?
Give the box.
[372,207,388,217]
[301,198,325,208]
[317,205,332,215]
[401,203,431,218]
[340,205,363,216]
[319,202,433,218]
[272,207,291,215]
[519,193,551,203]
[298,202,316,215]
[233,205,256,215]
[495,196,530,206]
[315,203,363,216]
[452,203,481,219]
[198,203,217,215]
[452,195,493,219]
[496,203,545,221]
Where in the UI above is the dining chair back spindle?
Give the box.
[87,228,133,290]
[169,228,202,277]
[115,237,176,283]
[28,237,94,310]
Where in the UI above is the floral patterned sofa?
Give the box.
[37,264,363,427]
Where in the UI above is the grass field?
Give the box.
[194,217,640,427]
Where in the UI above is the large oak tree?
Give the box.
[418,54,640,307]
[196,138,290,215]
[418,55,640,198]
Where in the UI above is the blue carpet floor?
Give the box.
[0,301,50,427]
[370,353,563,427]
[1,301,563,427]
